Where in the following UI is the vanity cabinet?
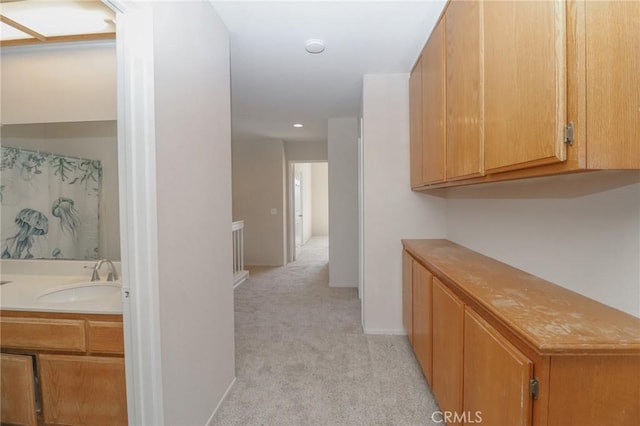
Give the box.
[410,0,640,190]
[0,353,37,426]
[402,240,640,426]
[0,311,127,426]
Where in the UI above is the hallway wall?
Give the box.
[152,1,235,423]
[312,163,329,236]
[361,74,447,333]
[232,139,287,266]
[328,117,359,287]
[446,171,640,317]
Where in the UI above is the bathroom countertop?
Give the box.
[0,274,123,314]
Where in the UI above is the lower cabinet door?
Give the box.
[0,353,37,426]
[412,260,433,384]
[464,308,533,426]
[39,354,128,426]
[402,251,414,344]
[432,278,465,425]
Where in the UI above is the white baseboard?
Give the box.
[205,376,236,425]
[363,328,407,336]
[329,282,358,288]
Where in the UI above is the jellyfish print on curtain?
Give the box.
[0,146,101,260]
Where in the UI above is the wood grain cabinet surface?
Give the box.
[0,311,127,426]
[409,0,640,190]
[0,353,38,426]
[432,278,464,425]
[402,250,414,344]
[410,18,447,188]
[445,0,483,181]
[412,260,433,385]
[402,240,640,426]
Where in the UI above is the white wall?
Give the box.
[285,141,328,162]
[1,122,120,260]
[299,164,314,244]
[232,139,287,266]
[152,2,235,423]
[1,41,116,124]
[445,171,640,317]
[312,162,329,236]
[328,117,359,287]
[361,74,447,333]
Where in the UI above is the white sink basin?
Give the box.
[37,282,121,304]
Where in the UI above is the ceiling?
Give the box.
[0,0,114,45]
[211,0,447,144]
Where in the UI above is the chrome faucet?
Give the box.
[88,259,119,282]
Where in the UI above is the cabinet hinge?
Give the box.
[564,122,574,145]
[529,377,539,400]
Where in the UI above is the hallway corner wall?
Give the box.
[232,139,287,266]
[361,73,447,334]
[311,162,329,236]
[328,117,359,288]
[152,1,235,423]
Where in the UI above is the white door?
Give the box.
[294,167,303,260]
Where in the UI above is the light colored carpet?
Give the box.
[212,237,440,425]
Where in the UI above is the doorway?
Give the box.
[290,162,329,262]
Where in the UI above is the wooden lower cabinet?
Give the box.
[402,240,640,426]
[547,355,640,425]
[402,251,413,344]
[39,354,127,426]
[412,260,433,385]
[464,308,533,426]
[432,278,464,425]
[0,353,37,426]
[0,311,127,426]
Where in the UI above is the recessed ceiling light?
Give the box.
[293,123,304,128]
[305,39,325,54]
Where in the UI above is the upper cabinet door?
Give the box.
[421,18,447,185]
[585,0,640,169]
[410,56,424,188]
[446,0,484,181]
[483,0,567,174]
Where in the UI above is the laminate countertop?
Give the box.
[402,239,640,355]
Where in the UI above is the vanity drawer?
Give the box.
[0,317,86,352]
[87,321,124,354]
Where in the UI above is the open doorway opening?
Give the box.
[290,162,328,262]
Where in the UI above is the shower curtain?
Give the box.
[0,146,101,259]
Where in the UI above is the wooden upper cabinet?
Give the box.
[409,56,424,188]
[445,0,484,181]
[483,0,567,174]
[584,0,640,169]
[421,18,446,185]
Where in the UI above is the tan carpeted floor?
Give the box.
[212,237,440,425]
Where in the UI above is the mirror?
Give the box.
[0,121,120,260]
